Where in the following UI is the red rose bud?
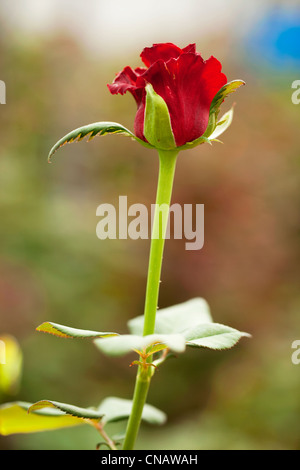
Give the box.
[108,43,244,149]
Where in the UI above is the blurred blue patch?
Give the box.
[244,6,300,78]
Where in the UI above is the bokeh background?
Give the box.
[0,0,300,450]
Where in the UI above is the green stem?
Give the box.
[122,366,151,451]
[143,149,179,335]
[122,148,179,450]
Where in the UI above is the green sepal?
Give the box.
[48,121,154,161]
[203,111,217,138]
[178,135,212,150]
[205,79,244,138]
[210,80,245,119]
[209,107,234,141]
[144,84,176,150]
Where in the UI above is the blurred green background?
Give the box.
[0,0,300,450]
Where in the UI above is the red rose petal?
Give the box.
[141,43,184,67]
[143,53,227,146]
[182,43,197,54]
[107,66,145,105]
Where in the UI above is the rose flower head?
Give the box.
[108,43,244,151]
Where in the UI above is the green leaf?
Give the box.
[48,121,153,161]
[183,323,251,350]
[0,396,166,435]
[28,400,104,421]
[209,107,234,141]
[98,397,166,426]
[210,80,245,118]
[128,298,213,336]
[127,299,250,353]
[36,322,118,339]
[0,402,84,435]
[94,333,186,357]
[144,84,176,150]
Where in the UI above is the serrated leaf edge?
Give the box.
[36,321,118,339]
